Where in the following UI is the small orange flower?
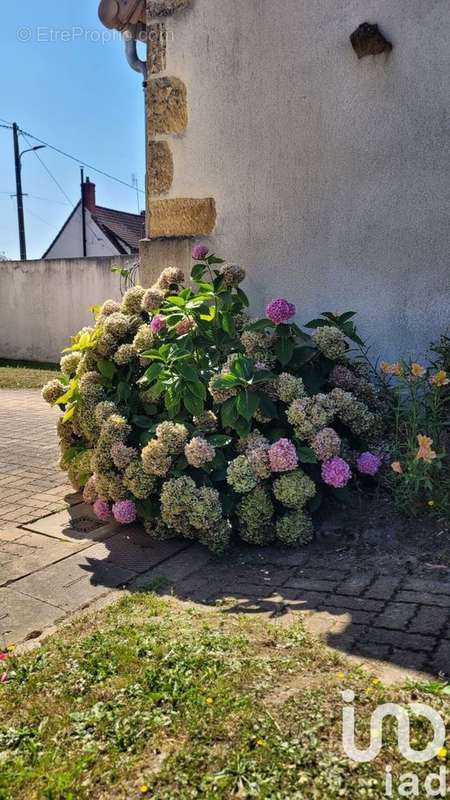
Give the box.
[410,363,426,378]
[430,370,449,387]
[391,461,403,474]
[416,434,437,464]
[380,361,403,376]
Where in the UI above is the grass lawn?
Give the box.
[1,593,449,799]
[0,359,61,389]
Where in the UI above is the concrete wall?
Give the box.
[162,0,450,359]
[0,256,133,363]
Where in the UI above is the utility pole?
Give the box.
[13,123,26,261]
[80,167,87,257]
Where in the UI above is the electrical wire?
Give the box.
[18,126,145,194]
[19,131,103,244]
[0,119,144,195]
[21,131,74,206]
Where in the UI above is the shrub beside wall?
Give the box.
[42,248,400,553]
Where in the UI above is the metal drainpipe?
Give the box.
[123,27,150,238]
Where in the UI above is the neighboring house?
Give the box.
[43,178,145,259]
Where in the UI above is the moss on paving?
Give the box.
[0,360,60,389]
[0,593,449,799]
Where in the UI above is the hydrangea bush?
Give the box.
[43,248,385,553]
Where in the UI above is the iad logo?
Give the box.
[342,690,448,797]
[342,690,445,763]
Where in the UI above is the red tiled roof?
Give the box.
[92,206,145,254]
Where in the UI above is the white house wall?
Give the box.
[44,205,120,259]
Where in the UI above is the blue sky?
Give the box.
[0,0,146,259]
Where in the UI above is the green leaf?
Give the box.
[111,266,130,278]
[235,288,249,307]
[139,362,164,385]
[166,296,186,308]
[252,370,276,384]
[214,373,241,390]
[296,445,317,464]
[320,312,339,321]
[234,417,251,437]
[246,318,274,332]
[338,311,357,323]
[184,380,206,401]
[200,306,217,322]
[221,397,238,428]
[274,336,294,366]
[62,405,76,423]
[304,318,333,329]
[183,387,204,417]
[221,312,234,335]
[237,390,259,421]
[55,378,79,406]
[178,363,200,383]
[140,349,165,363]
[207,255,225,265]
[257,394,278,419]
[290,323,312,341]
[206,434,233,447]
[117,381,131,402]
[276,324,292,338]
[291,346,317,367]
[97,359,116,379]
[165,388,181,418]
[231,355,253,381]
[191,263,206,282]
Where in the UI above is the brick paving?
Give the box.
[0,390,79,528]
[1,388,450,683]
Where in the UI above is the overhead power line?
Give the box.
[0,119,144,195]
[18,125,145,194]
[21,131,74,206]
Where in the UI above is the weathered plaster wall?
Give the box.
[0,256,132,362]
[162,0,449,359]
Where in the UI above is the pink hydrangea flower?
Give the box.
[266,298,296,325]
[176,316,195,336]
[93,498,113,522]
[192,243,209,260]
[321,457,352,488]
[0,653,8,662]
[150,315,167,335]
[356,452,382,476]
[112,500,137,525]
[269,438,298,472]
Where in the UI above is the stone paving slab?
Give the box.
[24,504,118,544]
[0,530,88,586]
[0,587,65,647]
[11,553,136,613]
